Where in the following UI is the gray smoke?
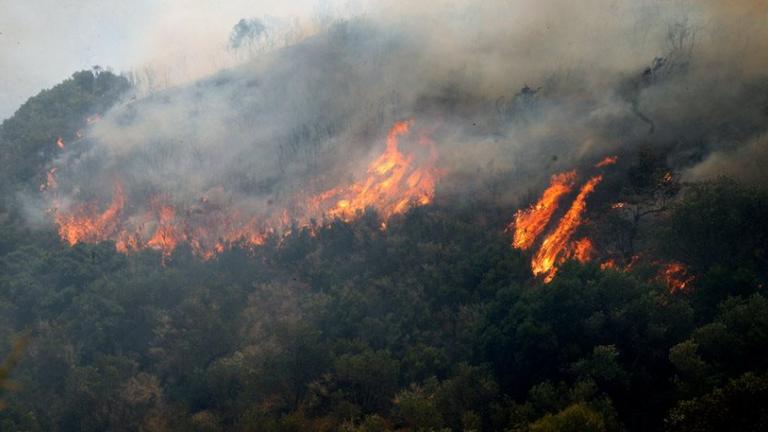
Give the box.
[39,0,768,227]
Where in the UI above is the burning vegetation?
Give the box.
[45,114,698,289]
[508,159,613,283]
[46,120,439,259]
[507,156,694,287]
[528,174,602,282]
[3,1,768,431]
[508,171,576,251]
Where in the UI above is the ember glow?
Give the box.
[49,121,438,259]
[660,262,693,292]
[56,137,65,149]
[570,237,594,263]
[595,155,617,168]
[509,171,576,250]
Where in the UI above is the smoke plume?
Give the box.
[33,0,768,256]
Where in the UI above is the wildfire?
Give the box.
[49,120,439,260]
[595,155,618,168]
[532,175,603,282]
[56,137,65,149]
[314,120,437,222]
[507,158,695,289]
[659,262,693,292]
[55,183,125,246]
[146,205,181,258]
[570,237,594,262]
[509,171,577,250]
[507,154,621,283]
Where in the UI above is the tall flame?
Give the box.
[509,156,619,283]
[509,171,576,250]
[314,120,437,222]
[531,175,603,282]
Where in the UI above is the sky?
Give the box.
[3,0,766,121]
[0,0,323,120]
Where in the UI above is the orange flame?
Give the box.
[56,137,65,149]
[509,171,576,250]
[659,262,693,292]
[595,155,617,168]
[570,237,594,262]
[146,205,181,258]
[315,120,437,222]
[55,183,125,246]
[531,175,603,282]
[50,121,439,260]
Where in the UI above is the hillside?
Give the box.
[1,13,768,432]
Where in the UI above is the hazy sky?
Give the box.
[0,0,323,120]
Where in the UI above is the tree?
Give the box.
[529,403,608,432]
[228,18,266,52]
[597,149,679,262]
[666,372,768,432]
[0,69,130,193]
[662,178,768,275]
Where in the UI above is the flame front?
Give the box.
[49,121,439,260]
[509,171,576,250]
[55,183,126,246]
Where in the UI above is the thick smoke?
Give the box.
[683,135,768,185]
[36,0,768,239]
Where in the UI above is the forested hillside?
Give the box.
[0,69,767,431]
[3,1,768,427]
[0,69,130,197]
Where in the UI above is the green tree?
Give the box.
[529,403,608,432]
[666,372,768,432]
